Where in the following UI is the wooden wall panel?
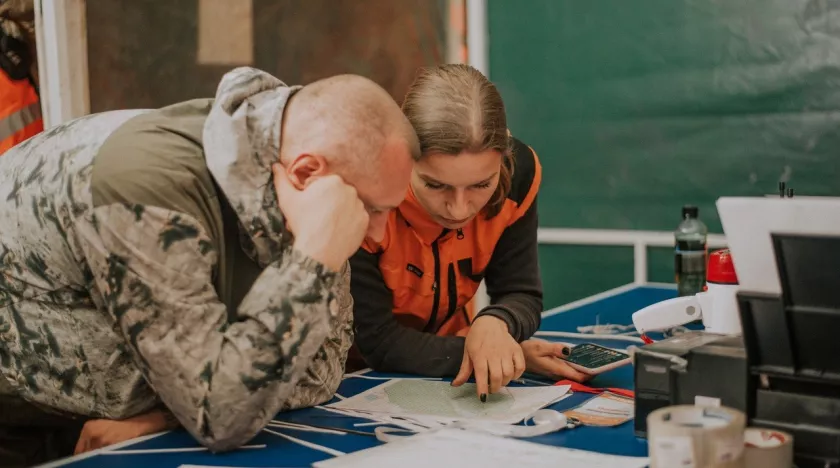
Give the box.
[86,0,446,112]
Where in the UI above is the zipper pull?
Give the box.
[432,281,437,291]
[456,229,464,240]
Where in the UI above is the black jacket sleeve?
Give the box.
[349,249,466,377]
[474,196,543,342]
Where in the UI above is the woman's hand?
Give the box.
[451,315,526,400]
[521,339,591,383]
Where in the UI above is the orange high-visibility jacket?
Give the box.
[349,137,544,376]
[0,68,42,155]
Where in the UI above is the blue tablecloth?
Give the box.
[42,283,678,468]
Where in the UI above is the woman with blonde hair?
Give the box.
[349,64,588,400]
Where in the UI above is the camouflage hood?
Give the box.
[203,67,303,268]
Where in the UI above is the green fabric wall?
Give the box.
[488,0,840,308]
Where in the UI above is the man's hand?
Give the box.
[74,409,179,454]
[521,339,591,383]
[452,316,526,399]
[273,164,369,272]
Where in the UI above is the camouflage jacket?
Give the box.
[0,68,354,451]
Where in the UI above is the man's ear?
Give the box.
[284,153,329,189]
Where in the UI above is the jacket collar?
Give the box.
[399,186,449,245]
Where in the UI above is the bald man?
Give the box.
[0,67,418,466]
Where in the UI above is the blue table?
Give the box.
[42,283,678,468]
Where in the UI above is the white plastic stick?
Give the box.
[100,444,265,455]
[262,428,345,457]
[267,421,345,435]
[341,374,441,381]
[315,406,432,432]
[354,422,385,427]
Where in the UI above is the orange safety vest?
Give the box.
[0,67,42,155]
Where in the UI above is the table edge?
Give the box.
[542,282,675,319]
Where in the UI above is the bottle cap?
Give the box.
[707,249,738,284]
[682,205,699,219]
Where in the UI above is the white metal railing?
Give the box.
[473,227,728,311]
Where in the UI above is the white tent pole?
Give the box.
[35,0,90,128]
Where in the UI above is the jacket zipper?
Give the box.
[444,229,465,328]
[423,231,447,333]
[435,262,458,332]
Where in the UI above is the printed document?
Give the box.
[313,427,649,468]
[565,391,635,426]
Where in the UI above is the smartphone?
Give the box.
[565,343,631,375]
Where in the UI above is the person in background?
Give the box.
[349,64,589,401]
[0,0,42,155]
[0,66,417,466]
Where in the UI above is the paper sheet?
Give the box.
[565,391,635,426]
[313,427,649,468]
[326,379,571,425]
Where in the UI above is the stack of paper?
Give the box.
[313,428,649,468]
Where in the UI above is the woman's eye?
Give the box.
[424,182,445,190]
[473,182,491,189]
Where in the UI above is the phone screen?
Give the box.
[566,343,630,369]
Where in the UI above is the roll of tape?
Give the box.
[744,428,794,468]
[647,405,747,468]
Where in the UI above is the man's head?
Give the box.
[277,74,418,242]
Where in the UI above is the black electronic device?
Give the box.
[566,343,631,375]
[737,233,840,468]
[632,331,749,438]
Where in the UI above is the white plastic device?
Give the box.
[631,282,741,336]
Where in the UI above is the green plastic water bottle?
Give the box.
[674,205,708,297]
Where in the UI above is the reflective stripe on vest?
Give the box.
[0,101,40,141]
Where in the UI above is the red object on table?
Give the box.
[555,379,635,399]
[707,249,738,284]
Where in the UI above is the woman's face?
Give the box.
[410,149,502,229]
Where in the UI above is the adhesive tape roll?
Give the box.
[744,427,793,468]
[647,405,747,468]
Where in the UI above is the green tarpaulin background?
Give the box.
[488,0,840,307]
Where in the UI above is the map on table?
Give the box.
[327,379,571,424]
